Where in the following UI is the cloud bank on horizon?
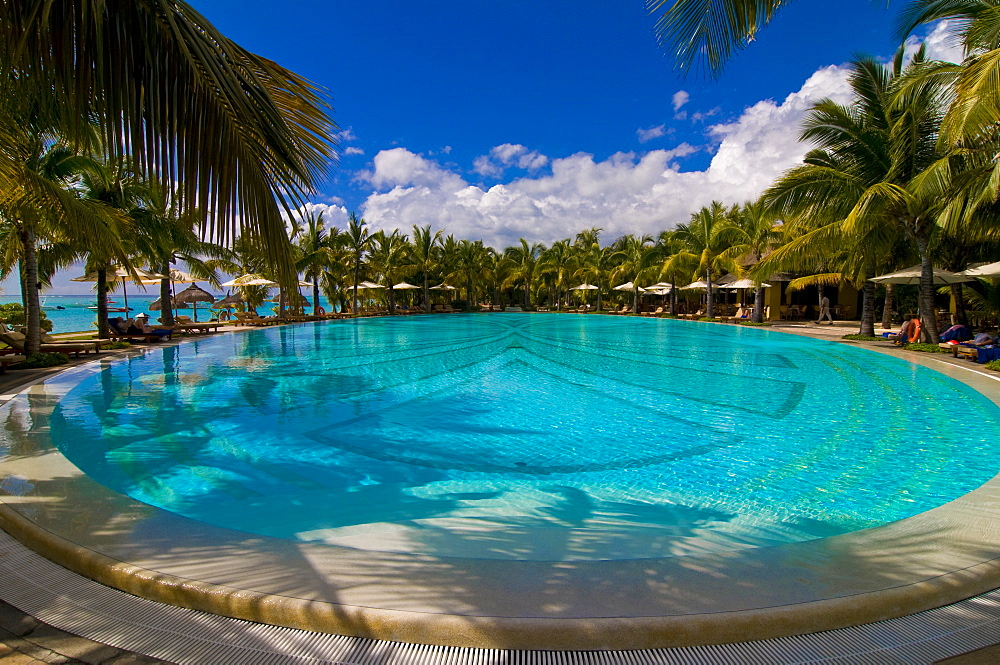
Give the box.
[314,64,854,249]
[310,22,963,252]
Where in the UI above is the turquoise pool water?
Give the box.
[50,314,1000,561]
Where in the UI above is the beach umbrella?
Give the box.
[220,274,278,287]
[679,280,723,290]
[71,266,166,313]
[870,265,973,285]
[393,282,420,290]
[429,283,457,290]
[173,284,215,322]
[722,278,772,289]
[214,293,244,307]
[613,282,645,292]
[358,280,386,289]
[571,283,598,290]
[148,296,171,311]
[962,261,1000,277]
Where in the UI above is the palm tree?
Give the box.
[673,202,740,318]
[609,234,656,314]
[368,229,410,314]
[0,124,126,352]
[538,239,575,311]
[722,199,782,322]
[131,182,231,326]
[0,0,337,279]
[763,52,951,340]
[573,228,605,310]
[292,209,339,316]
[345,213,372,314]
[411,224,443,312]
[456,240,488,307]
[504,238,545,308]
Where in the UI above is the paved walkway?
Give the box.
[1,317,999,663]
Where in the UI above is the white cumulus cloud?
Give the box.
[354,64,854,249]
[637,124,668,143]
[472,143,550,177]
[672,90,690,111]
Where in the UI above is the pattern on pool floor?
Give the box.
[44,314,1000,561]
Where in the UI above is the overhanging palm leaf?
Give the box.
[647,0,791,75]
[0,0,337,279]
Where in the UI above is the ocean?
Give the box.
[1,293,334,334]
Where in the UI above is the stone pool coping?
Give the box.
[1,322,1000,650]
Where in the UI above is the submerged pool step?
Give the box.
[0,528,998,664]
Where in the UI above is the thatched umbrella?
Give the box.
[173,284,215,322]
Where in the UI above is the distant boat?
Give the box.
[40,298,67,311]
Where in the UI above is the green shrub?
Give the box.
[18,352,69,369]
[985,360,1000,372]
[0,303,53,332]
[698,317,721,322]
[737,320,772,326]
[905,343,945,353]
[842,334,885,341]
[100,341,132,350]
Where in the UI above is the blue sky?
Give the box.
[5,0,963,294]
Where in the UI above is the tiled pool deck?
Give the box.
[2,318,1000,662]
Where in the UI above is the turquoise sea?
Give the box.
[0,293,335,334]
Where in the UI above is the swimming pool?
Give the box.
[47,314,1000,562]
[5,313,1000,649]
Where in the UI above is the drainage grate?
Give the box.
[1,529,998,664]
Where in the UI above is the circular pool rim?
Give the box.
[2,318,1000,650]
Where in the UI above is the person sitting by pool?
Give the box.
[887,318,921,346]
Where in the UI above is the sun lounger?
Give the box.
[40,333,102,353]
[232,312,281,326]
[106,318,173,342]
[0,331,98,357]
[0,354,26,373]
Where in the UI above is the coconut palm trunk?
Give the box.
[860,276,876,337]
[423,275,430,313]
[95,267,110,339]
[19,225,41,354]
[882,283,895,329]
[387,286,396,315]
[632,286,640,314]
[313,279,321,316]
[705,268,715,318]
[159,263,174,326]
[950,283,967,327]
[752,286,765,323]
[916,234,940,343]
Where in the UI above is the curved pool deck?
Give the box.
[2,322,1000,650]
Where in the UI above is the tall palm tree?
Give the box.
[722,199,782,322]
[0,0,337,279]
[292,209,339,316]
[763,52,951,340]
[673,202,740,318]
[609,234,656,314]
[504,238,545,308]
[411,224,443,312]
[368,229,410,314]
[131,182,231,327]
[456,240,488,307]
[538,239,575,311]
[0,125,126,352]
[345,212,372,314]
[573,227,604,310]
